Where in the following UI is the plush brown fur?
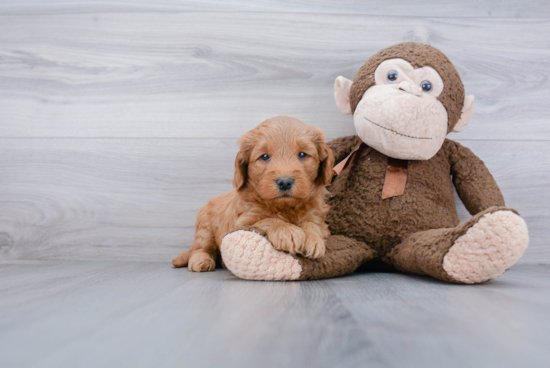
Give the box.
[323,135,507,281]
[172,116,334,271]
[327,136,505,257]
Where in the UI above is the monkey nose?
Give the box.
[398,81,422,96]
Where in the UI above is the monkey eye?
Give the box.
[421,80,432,92]
[387,70,398,83]
[298,152,307,159]
[260,154,270,161]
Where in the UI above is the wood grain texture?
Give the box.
[0,12,549,140]
[0,138,236,261]
[0,3,547,264]
[1,0,549,17]
[1,261,549,368]
[0,138,547,263]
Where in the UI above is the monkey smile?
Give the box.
[364,117,432,140]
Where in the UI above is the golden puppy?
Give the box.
[172,116,335,272]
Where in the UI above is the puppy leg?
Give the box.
[188,251,216,272]
[298,222,328,259]
[172,228,217,272]
[253,218,307,257]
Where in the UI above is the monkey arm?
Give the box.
[447,140,505,215]
[327,135,363,165]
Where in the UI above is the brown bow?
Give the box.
[333,142,408,199]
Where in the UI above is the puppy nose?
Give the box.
[276,177,294,192]
[398,81,422,96]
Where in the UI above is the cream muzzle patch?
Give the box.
[352,58,448,161]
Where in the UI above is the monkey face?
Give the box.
[334,43,475,161]
[353,58,448,160]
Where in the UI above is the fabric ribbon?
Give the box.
[332,142,372,175]
[381,158,408,199]
[333,142,408,199]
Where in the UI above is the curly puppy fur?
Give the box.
[172,116,335,272]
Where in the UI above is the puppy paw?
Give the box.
[302,234,326,259]
[267,223,307,256]
[188,252,216,272]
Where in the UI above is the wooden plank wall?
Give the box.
[0,1,548,263]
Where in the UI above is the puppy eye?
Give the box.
[298,152,307,159]
[260,154,270,161]
[421,80,432,92]
[387,70,398,83]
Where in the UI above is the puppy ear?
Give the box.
[313,128,335,185]
[316,143,335,185]
[233,132,253,191]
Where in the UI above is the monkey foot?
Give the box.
[220,229,302,281]
[443,210,529,284]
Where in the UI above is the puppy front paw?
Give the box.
[267,224,306,257]
[188,252,216,272]
[303,234,326,259]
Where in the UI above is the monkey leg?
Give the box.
[220,227,377,281]
[384,206,529,284]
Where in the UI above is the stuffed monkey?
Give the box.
[220,42,529,284]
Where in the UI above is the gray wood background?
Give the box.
[0,0,548,263]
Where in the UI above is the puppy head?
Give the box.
[233,116,334,207]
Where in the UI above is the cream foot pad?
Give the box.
[443,211,529,284]
[221,230,302,281]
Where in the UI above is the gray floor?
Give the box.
[1,262,549,368]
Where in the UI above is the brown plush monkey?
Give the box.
[220,42,529,284]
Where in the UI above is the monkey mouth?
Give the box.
[364,117,432,140]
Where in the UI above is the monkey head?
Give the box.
[334,42,475,160]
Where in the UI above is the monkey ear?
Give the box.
[452,95,475,133]
[334,76,353,115]
[233,133,253,190]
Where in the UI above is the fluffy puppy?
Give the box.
[172,116,335,272]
